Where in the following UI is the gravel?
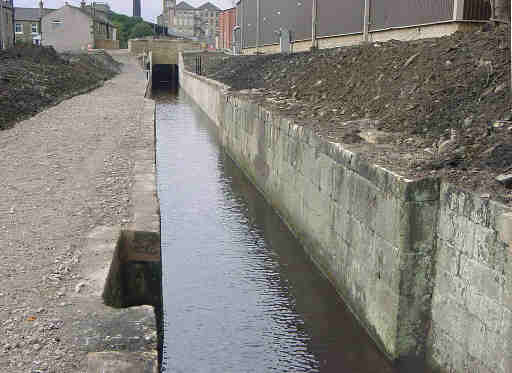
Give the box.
[0,51,155,372]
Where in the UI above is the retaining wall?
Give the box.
[178,53,512,371]
[427,185,512,372]
[128,39,202,65]
[241,21,483,55]
[96,39,120,50]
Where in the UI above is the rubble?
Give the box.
[193,24,512,204]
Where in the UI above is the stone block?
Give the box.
[498,213,512,249]
[435,242,460,276]
[459,256,505,303]
[87,352,157,373]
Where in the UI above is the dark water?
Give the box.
[155,90,397,373]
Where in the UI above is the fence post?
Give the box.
[311,0,318,49]
[363,0,370,42]
[453,0,465,20]
[256,0,260,53]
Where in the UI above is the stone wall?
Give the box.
[178,53,512,371]
[128,38,202,65]
[178,54,438,363]
[96,39,120,50]
[427,184,512,373]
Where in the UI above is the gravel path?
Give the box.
[0,51,155,372]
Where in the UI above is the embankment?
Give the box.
[178,53,512,372]
[0,45,121,129]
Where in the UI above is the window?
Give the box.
[31,23,38,34]
[15,23,22,33]
[51,20,62,29]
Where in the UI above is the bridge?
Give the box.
[128,38,203,90]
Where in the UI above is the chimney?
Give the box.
[39,0,43,10]
[80,0,86,8]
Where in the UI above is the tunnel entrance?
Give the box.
[152,64,179,90]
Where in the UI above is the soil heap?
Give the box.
[190,25,512,204]
[0,45,121,129]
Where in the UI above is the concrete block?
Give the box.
[497,213,512,249]
[428,325,466,373]
[459,256,505,303]
[87,352,157,373]
[435,242,460,276]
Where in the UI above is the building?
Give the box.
[41,2,117,52]
[157,0,175,28]
[196,2,221,41]
[0,0,14,49]
[236,0,492,53]
[158,1,221,43]
[218,7,235,50]
[133,0,141,18]
[14,1,54,46]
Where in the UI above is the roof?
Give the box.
[197,2,221,11]
[175,1,196,10]
[15,7,55,21]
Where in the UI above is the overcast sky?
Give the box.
[13,0,235,22]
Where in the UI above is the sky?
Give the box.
[13,0,235,23]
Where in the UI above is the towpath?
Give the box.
[0,51,157,372]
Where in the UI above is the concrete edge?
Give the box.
[87,74,161,372]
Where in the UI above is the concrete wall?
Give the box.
[42,5,91,52]
[178,53,512,372]
[427,184,512,373]
[242,21,483,55]
[128,38,202,65]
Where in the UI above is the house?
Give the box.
[41,1,118,52]
[14,1,54,46]
[0,0,14,49]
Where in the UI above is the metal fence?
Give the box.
[237,0,491,49]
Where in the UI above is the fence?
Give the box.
[237,0,491,49]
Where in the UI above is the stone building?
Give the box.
[0,0,14,49]
[14,1,54,46]
[158,0,221,43]
[41,2,117,52]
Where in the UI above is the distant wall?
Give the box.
[96,39,119,50]
[128,38,202,65]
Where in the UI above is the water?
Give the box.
[155,90,397,373]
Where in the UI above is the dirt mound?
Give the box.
[192,24,512,204]
[0,46,121,129]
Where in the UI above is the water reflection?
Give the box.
[155,89,397,373]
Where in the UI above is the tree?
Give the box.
[130,22,154,39]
